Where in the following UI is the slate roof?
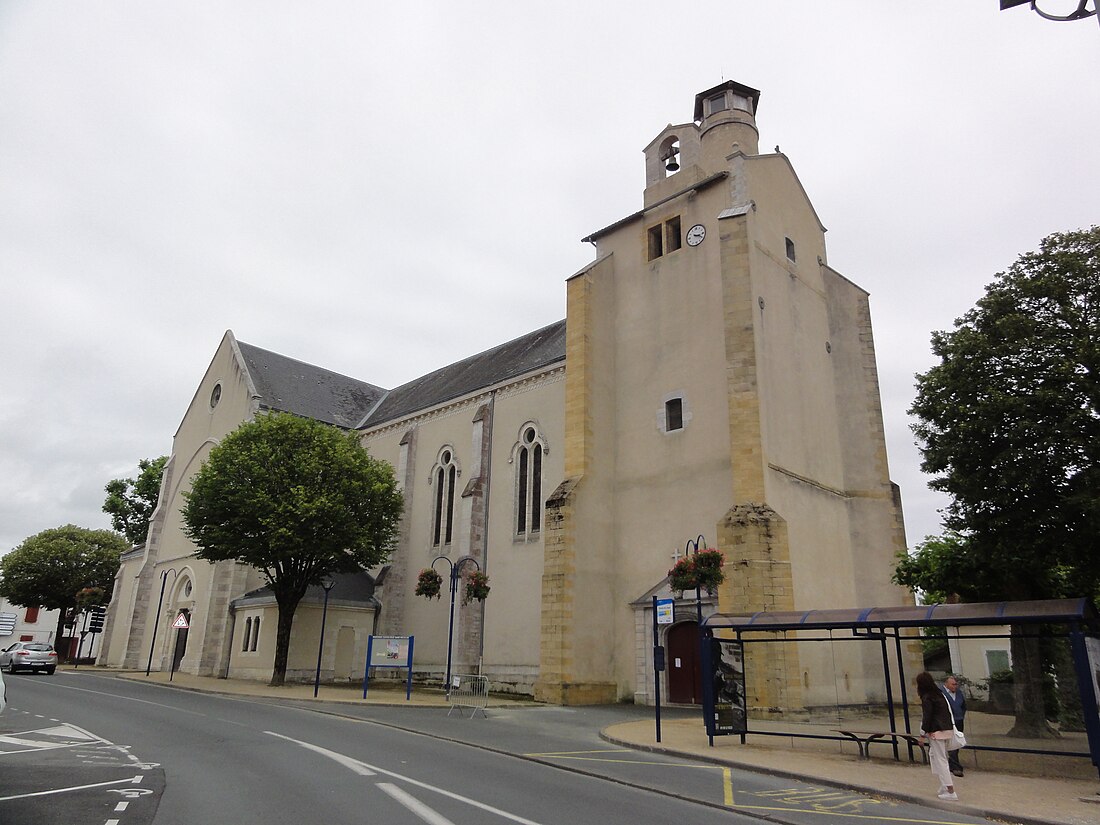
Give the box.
[230,571,378,608]
[236,341,387,429]
[360,319,566,428]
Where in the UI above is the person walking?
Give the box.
[941,675,966,776]
[916,671,958,801]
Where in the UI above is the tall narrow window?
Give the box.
[666,216,682,252]
[242,618,252,652]
[647,225,663,261]
[433,467,445,546]
[514,425,547,539]
[432,448,459,548]
[251,617,260,652]
[445,464,456,545]
[517,449,529,534]
[785,237,796,262]
[665,398,684,431]
[531,443,542,532]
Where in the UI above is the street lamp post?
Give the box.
[684,534,716,745]
[684,534,709,627]
[432,554,480,694]
[999,0,1098,28]
[313,576,336,698]
[145,568,179,676]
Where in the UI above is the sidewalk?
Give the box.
[108,669,1100,825]
[602,718,1100,825]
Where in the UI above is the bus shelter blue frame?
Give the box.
[700,598,1100,778]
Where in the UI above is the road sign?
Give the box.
[0,612,16,636]
[656,598,674,625]
[172,612,190,629]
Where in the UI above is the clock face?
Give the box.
[686,224,706,246]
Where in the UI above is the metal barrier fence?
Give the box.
[447,674,488,718]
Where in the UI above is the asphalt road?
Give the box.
[0,671,994,825]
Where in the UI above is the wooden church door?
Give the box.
[667,621,703,704]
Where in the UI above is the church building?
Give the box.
[100,82,914,707]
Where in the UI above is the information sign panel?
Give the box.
[369,635,411,667]
[363,635,415,701]
[656,598,674,625]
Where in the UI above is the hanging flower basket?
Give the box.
[463,571,490,605]
[667,549,725,596]
[415,568,443,599]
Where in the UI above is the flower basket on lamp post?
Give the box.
[415,568,443,599]
[667,548,725,597]
[415,555,487,694]
[463,571,491,605]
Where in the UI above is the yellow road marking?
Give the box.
[729,805,975,824]
[527,753,718,767]
[524,750,632,756]
[528,751,973,825]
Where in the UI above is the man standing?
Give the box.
[941,675,966,776]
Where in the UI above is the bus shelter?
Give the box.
[700,598,1100,777]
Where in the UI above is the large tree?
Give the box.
[902,226,1100,736]
[181,412,404,686]
[0,525,128,657]
[103,456,168,545]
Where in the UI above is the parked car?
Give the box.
[0,641,58,674]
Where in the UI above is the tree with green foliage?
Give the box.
[0,525,128,657]
[900,226,1100,737]
[103,456,168,545]
[181,412,404,686]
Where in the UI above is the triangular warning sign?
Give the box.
[172,612,190,629]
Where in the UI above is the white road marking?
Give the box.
[378,782,456,825]
[0,775,144,802]
[0,723,106,753]
[22,681,207,715]
[266,731,546,825]
[115,801,129,811]
[264,731,376,775]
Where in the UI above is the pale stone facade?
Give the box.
[103,82,913,707]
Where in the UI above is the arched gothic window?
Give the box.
[431,447,459,548]
[250,616,260,652]
[513,424,547,539]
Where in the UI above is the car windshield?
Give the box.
[23,644,52,651]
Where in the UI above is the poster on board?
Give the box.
[369,635,412,668]
[707,638,747,736]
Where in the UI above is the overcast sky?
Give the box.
[2,2,1098,559]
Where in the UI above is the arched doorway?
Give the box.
[667,621,703,704]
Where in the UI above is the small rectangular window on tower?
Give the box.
[707,93,728,116]
[647,225,663,261]
[666,216,682,252]
[665,398,684,431]
[785,237,796,262]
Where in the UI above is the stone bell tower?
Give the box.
[537,81,911,708]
